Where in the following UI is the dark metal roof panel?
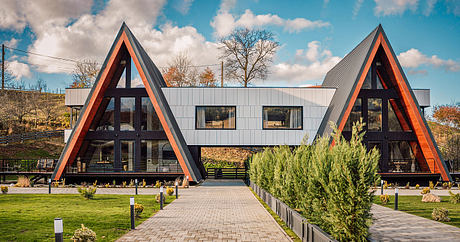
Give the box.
[317,25,381,138]
[122,24,203,181]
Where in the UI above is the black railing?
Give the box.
[250,181,337,242]
[206,168,247,179]
[66,159,183,174]
[0,159,57,173]
[0,130,64,144]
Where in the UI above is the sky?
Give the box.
[0,0,459,112]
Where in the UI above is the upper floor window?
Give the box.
[263,106,302,130]
[196,106,236,129]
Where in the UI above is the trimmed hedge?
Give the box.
[249,122,379,241]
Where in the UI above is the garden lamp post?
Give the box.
[175,181,178,199]
[394,188,399,210]
[160,186,164,210]
[135,179,138,195]
[130,197,135,230]
[48,178,52,194]
[381,180,384,195]
[54,218,63,242]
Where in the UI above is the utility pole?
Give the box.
[221,61,224,87]
[2,44,4,90]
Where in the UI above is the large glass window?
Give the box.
[368,98,382,131]
[388,141,416,172]
[362,67,372,89]
[140,140,182,173]
[344,98,362,131]
[196,106,236,129]
[79,140,115,172]
[94,97,115,131]
[121,140,134,172]
[120,97,135,131]
[141,97,162,130]
[263,106,302,129]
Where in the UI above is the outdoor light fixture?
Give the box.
[175,181,178,199]
[130,197,135,230]
[120,60,127,65]
[394,188,399,210]
[135,179,138,195]
[380,180,384,195]
[159,186,164,210]
[54,218,63,242]
[48,178,52,194]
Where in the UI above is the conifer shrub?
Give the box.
[380,194,390,205]
[249,121,379,241]
[134,203,144,217]
[71,224,96,241]
[1,185,8,194]
[78,186,97,200]
[449,191,460,204]
[166,187,174,196]
[432,208,450,222]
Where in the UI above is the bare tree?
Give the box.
[71,59,99,88]
[220,28,279,87]
[162,53,198,87]
[0,62,16,88]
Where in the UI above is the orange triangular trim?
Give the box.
[337,31,450,181]
[53,29,195,181]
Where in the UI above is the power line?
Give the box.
[5,45,81,63]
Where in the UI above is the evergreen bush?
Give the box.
[249,120,379,241]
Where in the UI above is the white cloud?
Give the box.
[353,0,365,18]
[270,41,341,83]
[7,60,32,79]
[398,48,460,72]
[16,0,220,75]
[0,0,93,32]
[4,38,18,48]
[424,0,438,15]
[374,0,419,16]
[211,8,330,37]
[174,0,194,15]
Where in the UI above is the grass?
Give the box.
[249,188,301,242]
[0,194,174,241]
[374,195,460,228]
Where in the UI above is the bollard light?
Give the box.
[175,181,178,199]
[380,180,384,195]
[130,197,135,230]
[159,186,164,210]
[48,178,52,194]
[135,179,138,195]
[54,218,63,242]
[394,188,399,210]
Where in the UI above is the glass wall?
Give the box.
[263,106,302,129]
[388,141,416,172]
[121,140,134,172]
[344,98,362,131]
[196,106,236,129]
[120,97,135,131]
[368,98,382,131]
[141,97,162,130]
[140,140,182,173]
[94,97,115,131]
[77,140,115,172]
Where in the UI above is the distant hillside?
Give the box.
[0,90,68,135]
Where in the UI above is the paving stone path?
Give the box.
[370,204,460,241]
[117,179,291,242]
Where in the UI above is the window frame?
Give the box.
[195,106,237,130]
[262,106,303,130]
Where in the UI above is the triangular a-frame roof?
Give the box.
[317,25,451,181]
[52,23,202,182]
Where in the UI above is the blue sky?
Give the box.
[0,0,459,111]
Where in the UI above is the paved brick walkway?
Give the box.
[369,204,460,241]
[117,179,291,241]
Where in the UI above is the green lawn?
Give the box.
[374,195,460,228]
[0,194,174,241]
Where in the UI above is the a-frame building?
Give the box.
[52,23,203,182]
[317,25,451,181]
[56,23,451,183]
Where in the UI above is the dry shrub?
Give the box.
[15,176,30,187]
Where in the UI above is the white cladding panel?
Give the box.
[413,89,430,107]
[65,88,91,106]
[162,87,335,146]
